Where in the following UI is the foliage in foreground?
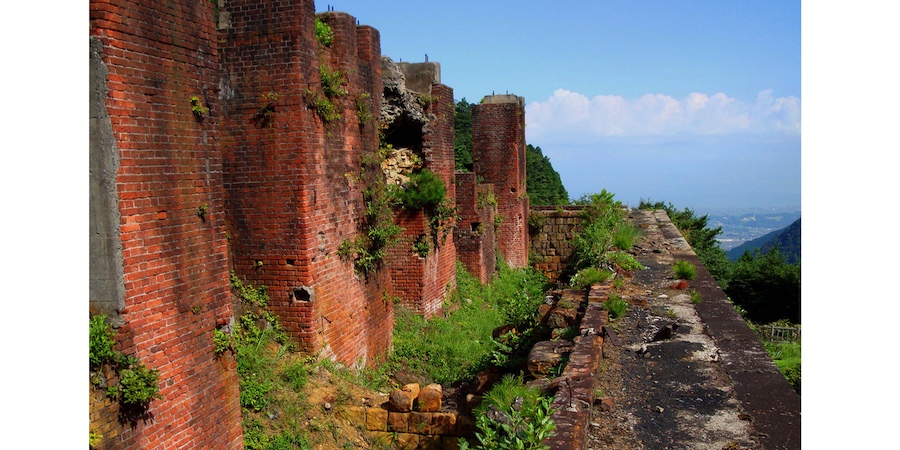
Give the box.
[461,373,556,450]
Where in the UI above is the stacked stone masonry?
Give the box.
[528,206,586,281]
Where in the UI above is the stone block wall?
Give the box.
[219,4,392,366]
[341,406,474,450]
[472,95,529,268]
[453,172,497,283]
[89,0,242,447]
[528,206,586,282]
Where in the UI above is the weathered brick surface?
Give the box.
[386,83,457,317]
[89,0,243,448]
[220,4,392,366]
[454,172,497,282]
[472,95,529,268]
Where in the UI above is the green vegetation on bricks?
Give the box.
[89,315,162,409]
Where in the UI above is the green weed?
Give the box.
[603,293,628,320]
[673,259,697,280]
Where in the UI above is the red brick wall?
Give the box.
[472,96,529,268]
[454,172,497,283]
[386,83,457,317]
[89,0,242,448]
[220,4,392,367]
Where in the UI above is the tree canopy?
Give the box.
[526,144,569,206]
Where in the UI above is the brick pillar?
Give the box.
[454,172,497,283]
[384,62,457,317]
[89,0,242,447]
[220,4,392,367]
[472,95,529,268]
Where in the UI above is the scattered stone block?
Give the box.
[389,383,420,412]
[432,412,457,434]
[418,383,442,412]
[547,306,578,329]
[340,406,365,426]
[409,411,433,434]
[527,340,573,377]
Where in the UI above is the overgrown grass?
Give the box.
[603,293,628,320]
[570,190,643,273]
[762,340,801,393]
[385,262,548,385]
[569,267,612,290]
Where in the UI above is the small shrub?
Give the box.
[115,364,163,406]
[603,293,628,320]
[569,267,612,290]
[395,169,446,211]
[315,16,334,46]
[412,235,430,257]
[673,259,697,280]
[319,64,347,98]
[527,212,547,231]
[90,315,162,409]
[89,315,117,367]
[213,328,232,355]
[280,361,310,392]
[464,373,556,450]
[355,93,373,124]
[690,289,702,304]
[190,95,209,121]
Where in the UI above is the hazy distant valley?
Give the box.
[700,207,801,251]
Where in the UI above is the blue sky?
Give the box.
[323,0,801,211]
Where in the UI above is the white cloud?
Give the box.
[525,89,800,143]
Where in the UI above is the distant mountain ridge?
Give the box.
[726,218,801,264]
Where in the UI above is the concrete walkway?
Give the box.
[584,209,800,450]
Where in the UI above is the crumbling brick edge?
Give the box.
[541,283,611,450]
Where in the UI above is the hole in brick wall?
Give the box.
[384,115,424,153]
[286,259,296,266]
[471,222,481,232]
[510,187,517,193]
[292,286,314,303]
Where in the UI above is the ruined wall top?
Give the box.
[481,94,525,106]
[397,62,441,95]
